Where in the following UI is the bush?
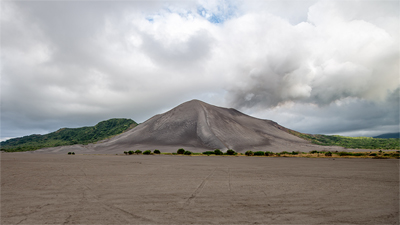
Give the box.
[124,151,128,155]
[310,150,319,154]
[338,151,352,156]
[254,151,265,156]
[280,151,290,155]
[184,151,192,155]
[202,151,215,155]
[352,153,365,156]
[135,150,142,154]
[177,148,185,154]
[214,149,223,155]
[372,155,387,159]
[226,149,236,155]
[265,151,274,156]
[369,153,377,156]
[143,150,151,155]
[245,151,254,156]
[325,152,332,156]
[275,153,281,156]
[154,149,160,154]
[68,152,71,155]
[291,151,299,155]
[72,152,75,155]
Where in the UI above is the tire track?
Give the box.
[62,165,155,224]
[63,215,72,224]
[228,167,232,192]
[184,167,217,206]
[105,204,155,223]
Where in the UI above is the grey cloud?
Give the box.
[253,88,399,137]
[225,1,398,110]
[141,29,214,69]
[1,0,398,139]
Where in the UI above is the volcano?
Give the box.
[36,100,340,153]
[91,99,321,153]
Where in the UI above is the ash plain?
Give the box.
[1,153,399,224]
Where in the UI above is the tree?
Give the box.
[226,149,236,155]
[214,149,223,155]
[265,151,273,156]
[245,151,254,156]
[177,148,185,154]
[143,150,151,155]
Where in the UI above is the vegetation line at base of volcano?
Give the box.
[0,118,137,152]
[122,149,399,159]
[288,131,400,150]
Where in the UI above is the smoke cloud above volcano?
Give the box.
[1,0,399,139]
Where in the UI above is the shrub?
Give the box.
[177,148,185,154]
[291,151,299,155]
[369,153,377,156]
[68,152,71,155]
[143,150,151,155]
[310,150,319,154]
[124,151,128,155]
[254,151,265,156]
[226,149,236,155]
[338,151,352,156]
[154,149,161,154]
[184,151,192,155]
[214,149,223,155]
[275,153,281,156]
[280,151,290,155]
[72,152,75,155]
[352,153,365,156]
[265,151,274,156]
[202,151,215,155]
[245,151,254,156]
[128,150,134,155]
[135,150,142,154]
[325,152,332,156]
[373,155,387,159]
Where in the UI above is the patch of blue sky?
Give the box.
[145,8,195,23]
[197,1,238,24]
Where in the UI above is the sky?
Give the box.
[1,0,399,141]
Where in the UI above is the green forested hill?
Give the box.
[373,133,399,139]
[1,118,137,152]
[289,131,400,150]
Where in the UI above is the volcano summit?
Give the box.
[36,100,341,153]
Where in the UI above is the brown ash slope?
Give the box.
[90,99,312,152]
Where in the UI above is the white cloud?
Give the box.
[1,0,398,139]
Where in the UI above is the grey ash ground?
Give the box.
[1,153,398,224]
